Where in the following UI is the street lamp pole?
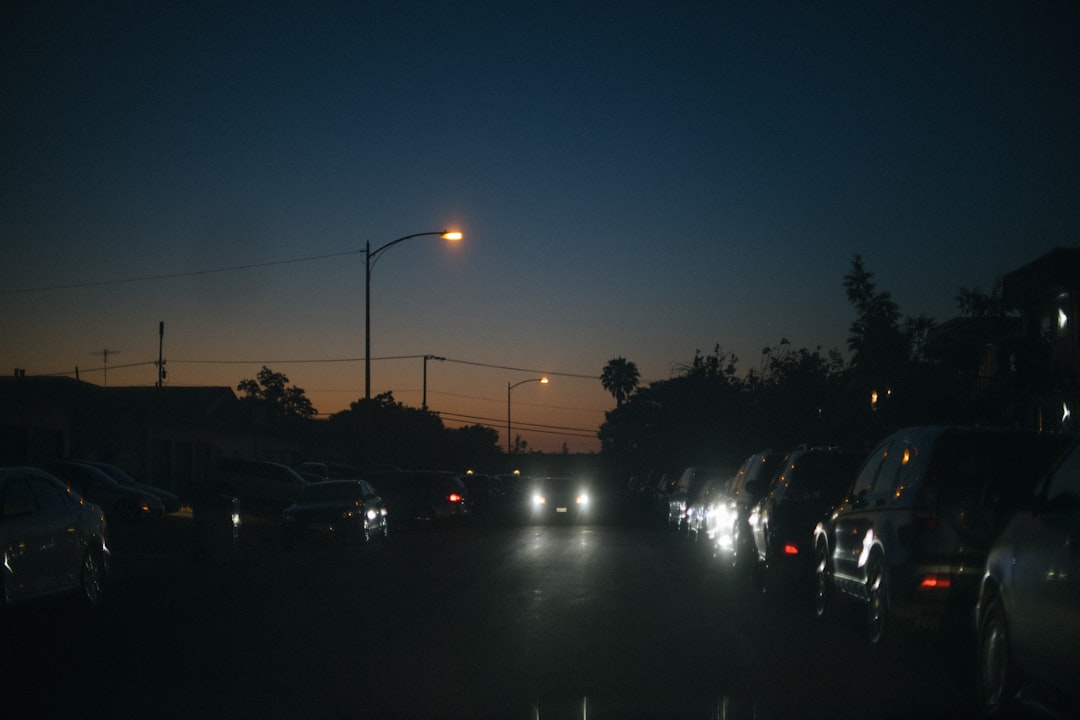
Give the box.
[364,230,462,400]
[507,376,549,454]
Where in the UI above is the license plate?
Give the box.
[556,507,568,513]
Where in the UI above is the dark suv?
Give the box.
[749,446,864,594]
[813,426,1073,644]
[366,471,471,525]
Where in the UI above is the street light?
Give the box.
[507,376,549,454]
[364,230,462,399]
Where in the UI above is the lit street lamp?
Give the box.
[364,230,462,399]
[507,377,549,454]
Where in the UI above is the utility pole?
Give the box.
[156,321,167,387]
[422,355,445,410]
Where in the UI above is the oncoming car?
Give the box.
[529,477,592,522]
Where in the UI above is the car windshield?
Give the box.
[6,4,1078,719]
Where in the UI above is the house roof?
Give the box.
[1002,247,1080,308]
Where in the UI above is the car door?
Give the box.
[832,439,895,586]
[1,471,78,600]
[1008,445,1080,695]
[28,472,86,589]
[1,474,49,600]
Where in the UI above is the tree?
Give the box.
[843,255,908,379]
[601,357,640,407]
[237,366,316,419]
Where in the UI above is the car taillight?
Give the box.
[918,574,952,589]
[448,493,463,503]
[783,543,799,555]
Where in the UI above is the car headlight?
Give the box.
[576,493,590,506]
[532,494,546,506]
[366,509,378,521]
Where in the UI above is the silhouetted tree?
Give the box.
[843,255,908,386]
[237,366,316,419]
[747,343,848,449]
[328,391,501,469]
[601,357,640,407]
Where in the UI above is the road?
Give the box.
[4,509,979,719]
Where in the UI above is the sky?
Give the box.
[2,1,1078,454]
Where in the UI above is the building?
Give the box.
[1002,247,1080,432]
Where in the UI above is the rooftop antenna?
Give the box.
[94,348,120,386]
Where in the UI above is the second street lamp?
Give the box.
[364,230,462,400]
[507,376,549,454]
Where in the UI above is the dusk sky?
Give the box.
[3,1,1078,453]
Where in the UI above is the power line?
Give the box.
[1,249,361,295]
[440,414,597,439]
[437,410,597,435]
[168,354,599,380]
[441,357,596,380]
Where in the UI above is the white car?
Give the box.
[1,466,110,609]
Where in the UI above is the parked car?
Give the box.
[1,466,110,609]
[748,446,864,595]
[813,426,1074,644]
[529,476,592,523]
[281,479,389,547]
[666,467,714,532]
[40,460,165,521]
[76,460,181,513]
[461,473,508,518]
[975,438,1080,719]
[366,471,471,525]
[649,472,679,524]
[204,457,310,514]
[714,450,786,571]
[685,470,731,543]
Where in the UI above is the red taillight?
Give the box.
[919,574,952,589]
[783,543,799,555]
[448,493,463,503]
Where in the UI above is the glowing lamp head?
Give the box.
[441,231,463,241]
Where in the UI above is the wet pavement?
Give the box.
[4,511,983,719]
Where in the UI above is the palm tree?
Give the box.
[601,357,640,407]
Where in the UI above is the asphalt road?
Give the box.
[4,508,982,719]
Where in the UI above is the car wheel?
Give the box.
[814,542,831,618]
[866,555,889,644]
[80,548,106,607]
[977,595,1019,717]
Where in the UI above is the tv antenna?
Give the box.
[94,348,120,386]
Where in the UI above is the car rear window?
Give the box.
[934,431,1074,510]
[298,482,362,503]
